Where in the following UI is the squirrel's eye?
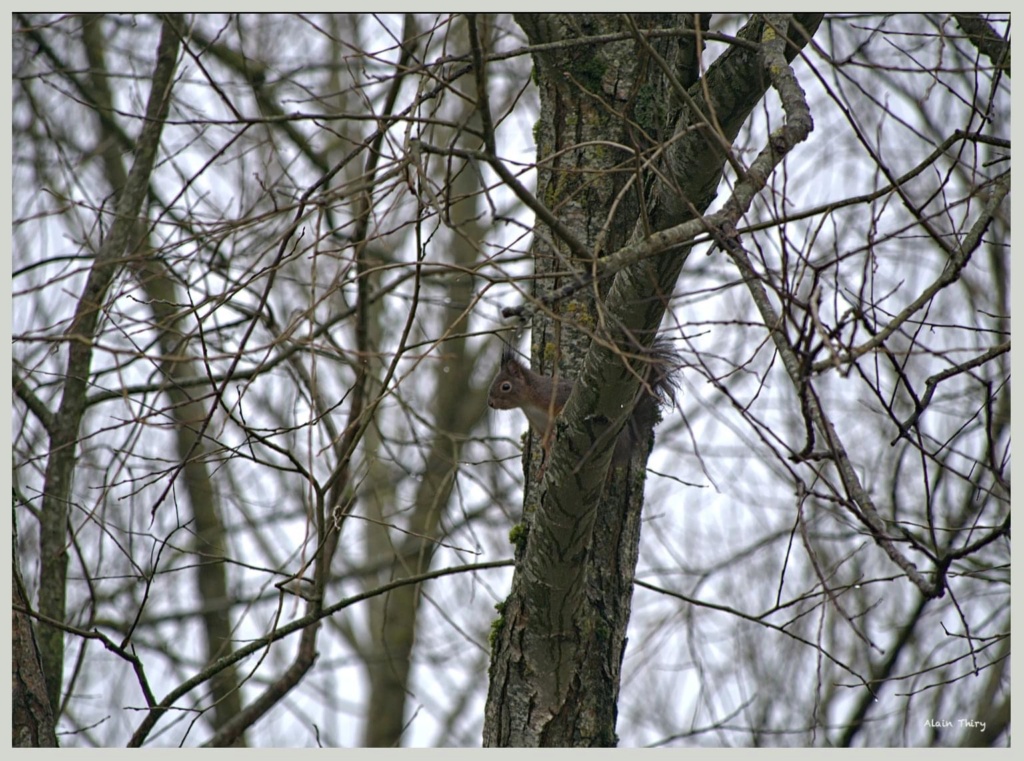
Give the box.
[501,382,512,392]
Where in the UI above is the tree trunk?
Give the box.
[13,531,59,747]
[483,13,822,746]
[34,15,182,713]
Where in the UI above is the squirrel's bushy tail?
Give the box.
[614,339,681,464]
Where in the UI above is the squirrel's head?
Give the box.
[487,345,529,410]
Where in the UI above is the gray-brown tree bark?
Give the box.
[13,536,59,748]
[482,13,822,746]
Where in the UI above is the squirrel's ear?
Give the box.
[500,341,515,367]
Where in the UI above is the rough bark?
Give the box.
[13,535,59,748]
[483,13,823,746]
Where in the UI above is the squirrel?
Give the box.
[487,340,680,466]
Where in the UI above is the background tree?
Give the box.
[12,13,1009,747]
